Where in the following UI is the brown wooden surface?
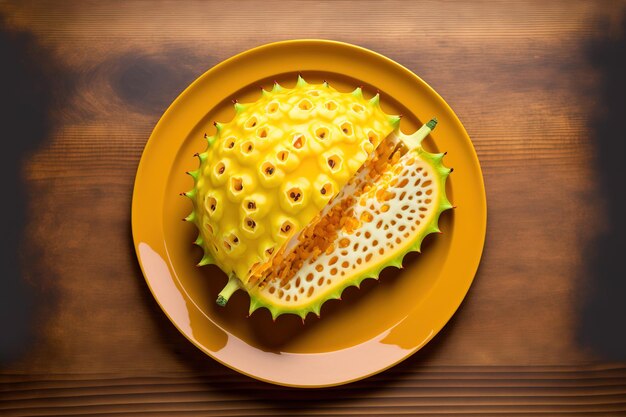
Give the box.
[1,0,626,415]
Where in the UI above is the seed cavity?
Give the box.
[261,161,276,177]
[244,116,257,129]
[292,134,305,149]
[327,155,341,171]
[266,102,279,113]
[227,233,239,245]
[325,101,337,111]
[257,127,268,138]
[308,90,320,96]
[320,183,332,196]
[241,141,254,154]
[280,220,294,235]
[352,104,365,113]
[215,161,226,176]
[277,150,289,163]
[297,99,313,110]
[206,196,217,213]
[287,187,303,203]
[231,177,243,193]
[224,137,236,150]
[243,217,256,231]
[340,122,353,136]
[315,127,329,140]
[245,200,257,211]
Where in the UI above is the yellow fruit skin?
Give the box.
[186,77,396,284]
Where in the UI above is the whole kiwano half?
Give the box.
[184,76,452,320]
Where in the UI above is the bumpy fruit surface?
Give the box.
[185,76,452,319]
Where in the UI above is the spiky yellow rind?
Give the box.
[187,77,398,285]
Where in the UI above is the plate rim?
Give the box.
[131,39,487,387]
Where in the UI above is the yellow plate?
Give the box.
[132,40,486,387]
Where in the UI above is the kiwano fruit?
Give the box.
[183,76,452,319]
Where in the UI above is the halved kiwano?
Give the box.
[184,76,452,320]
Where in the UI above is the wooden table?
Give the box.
[1,1,625,415]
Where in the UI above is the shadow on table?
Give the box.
[577,10,626,361]
[0,13,72,365]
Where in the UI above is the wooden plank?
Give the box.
[0,0,610,368]
[1,0,625,415]
[1,368,625,416]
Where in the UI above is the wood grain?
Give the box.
[1,0,625,415]
[1,366,626,416]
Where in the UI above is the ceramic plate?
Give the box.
[132,40,486,387]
